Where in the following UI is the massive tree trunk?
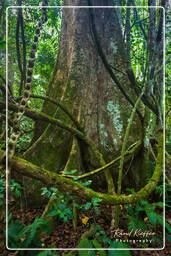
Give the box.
[24,0,143,187]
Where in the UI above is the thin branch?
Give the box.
[0,100,86,141]
[0,129,5,141]
[21,128,35,135]
[0,74,13,96]
[149,142,157,161]
[130,16,149,30]
[126,68,159,116]
[166,108,171,119]
[117,87,145,195]
[61,140,142,180]
[16,94,83,131]
[131,0,148,40]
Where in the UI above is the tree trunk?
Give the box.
[24,0,143,187]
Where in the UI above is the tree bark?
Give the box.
[25,0,142,184]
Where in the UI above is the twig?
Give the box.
[61,140,141,180]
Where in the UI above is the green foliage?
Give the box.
[77,239,94,255]
[0,174,5,206]
[8,217,52,248]
[1,1,169,252]
[41,190,73,222]
[0,174,23,206]
[108,242,131,256]
[10,179,23,196]
[127,215,147,232]
[8,220,25,248]
[94,226,111,245]
[63,169,78,175]
[48,202,72,222]
[124,194,171,246]
[37,251,59,256]
[76,226,131,256]
[92,240,107,256]
[1,0,63,155]
[75,197,102,215]
[154,182,163,197]
[63,254,75,256]
[125,199,165,232]
[41,187,58,198]
[80,181,93,186]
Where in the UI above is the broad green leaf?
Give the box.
[92,240,107,256]
[166,234,171,243]
[108,242,131,256]
[78,239,95,256]
[165,222,171,233]
[48,210,58,217]
[63,169,77,175]
[80,180,92,186]
[37,251,54,256]
[152,202,164,207]
[84,202,92,211]
[0,41,5,49]
[64,254,75,256]
[127,216,147,232]
[145,210,161,225]
[8,220,24,239]
[92,239,102,248]
[79,250,96,256]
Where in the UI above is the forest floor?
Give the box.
[3,202,171,256]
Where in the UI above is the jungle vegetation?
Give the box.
[0,0,171,255]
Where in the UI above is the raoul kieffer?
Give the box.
[112,229,156,238]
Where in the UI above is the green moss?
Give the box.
[110,41,118,53]
[24,76,81,171]
[0,132,163,206]
[106,101,123,135]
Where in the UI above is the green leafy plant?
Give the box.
[94,225,111,245]
[0,175,23,206]
[108,242,131,256]
[124,196,171,247]
[10,179,23,196]
[37,251,59,256]
[8,217,52,248]
[37,251,60,256]
[75,226,131,256]
[76,198,102,215]
[63,169,78,175]
[43,191,73,222]
[48,202,73,222]
[41,187,58,198]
